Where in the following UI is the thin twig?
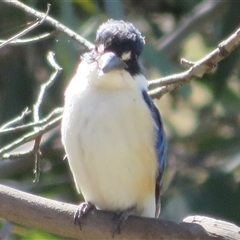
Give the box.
[0,3,51,49]
[0,51,62,162]
[3,0,94,50]
[180,58,195,67]
[33,52,62,124]
[0,114,62,159]
[0,108,31,130]
[0,30,59,45]
[0,151,34,161]
[33,137,42,183]
[32,51,62,181]
[0,108,62,135]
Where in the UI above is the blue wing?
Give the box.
[142,90,167,216]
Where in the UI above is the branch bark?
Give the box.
[0,184,239,240]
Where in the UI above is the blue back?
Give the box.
[142,91,167,216]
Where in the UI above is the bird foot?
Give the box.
[112,207,135,237]
[74,201,95,230]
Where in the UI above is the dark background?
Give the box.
[0,0,240,239]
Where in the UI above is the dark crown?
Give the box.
[95,19,145,75]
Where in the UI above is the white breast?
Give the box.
[61,61,157,217]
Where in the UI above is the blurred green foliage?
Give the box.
[0,0,240,239]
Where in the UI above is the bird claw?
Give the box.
[74,201,95,230]
[111,207,135,237]
[74,203,135,237]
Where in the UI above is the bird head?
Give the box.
[84,19,145,77]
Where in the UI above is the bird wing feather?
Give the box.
[141,90,166,216]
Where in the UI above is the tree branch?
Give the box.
[2,0,94,50]
[148,27,240,99]
[32,51,62,182]
[0,108,62,136]
[0,50,62,163]
[0,114,62,159]
[33,51,62,124]
[0,30,59,45]
[0,184,239,240]
[3,0,240,100]
[0,3,50,49]
[0,108,31,131]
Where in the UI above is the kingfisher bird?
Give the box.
[61,19,166,233]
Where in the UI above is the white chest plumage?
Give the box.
[62,61,158,217]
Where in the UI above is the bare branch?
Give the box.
[184,216,240,240]
[0,114,62,160]
[3,0,94,50]
[180,58,195,67]
[0,3,50,49]
[0,108,31,130]
[32,136,41,182]
[1,184,239,239]
[0,30,59,45]
[33,51,62,123]
[3,0,239,102]
[0,151,34,161]
[0,108,63,136]
[148,27,240,99]
[0,50,62,163]
[31,51,62,181]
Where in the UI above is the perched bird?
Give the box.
[61,19,166,232]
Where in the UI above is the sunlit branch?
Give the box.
[3,0,94,50]
[0,114,62,160]
[1,184,239,240]
[0,108,31,131]
[0,108,63,136]
[0,3,50,49]
[148,27,240,99]
[0,30,59,45]
[32,51,62,181]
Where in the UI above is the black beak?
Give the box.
[99,52,127,73]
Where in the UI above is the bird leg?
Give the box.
[74,201,95,230]
[112,206,136,237]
